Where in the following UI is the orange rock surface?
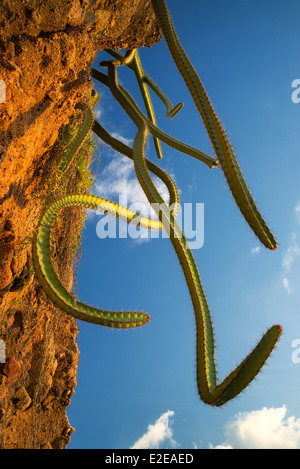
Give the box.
[0,0,161,449]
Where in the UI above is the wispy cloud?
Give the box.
[282,277,292,295]
[89,131,174,243]
[260,101,277,110]
[251,246,261,255]
[253,99,277,110]
[294,203,300,224]
[93,152,170,218]
[210,406,300,449]
[110,131,133,147]
[279,202,300,294]
[130,410,179,449]
[282,233,300,271]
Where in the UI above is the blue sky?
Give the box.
[67,0,300,449]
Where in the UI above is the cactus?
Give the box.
[151,0,277,251]
[98,59,281,406]
[92,68,217,169]
[32,6,281,407]
[104,48,183,159]
[32,194,154,328]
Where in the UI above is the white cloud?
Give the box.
[130,410,179,449]
[251,246,261,255]
[279,200,300,294]
[280,229,300,294]
[259,100,277,110]
[282,233,300,271]
[282,277,292,295]
[294,203,300,224]
[93,153,170,219]
[110,131,133,147]
[209,444,233,449]
[211,406,300,449]
[89,126,176,244]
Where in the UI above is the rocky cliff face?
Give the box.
[0,0,161,449]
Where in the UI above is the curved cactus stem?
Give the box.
[32,20,282,408]
[151,0,277,251]
[59,103,94,173]
[32,194,169,328]
[92,68,217,169]
[92,119,180,218]
[207,325,282,406]
[104,48,163,160]
[33,86,182,328]
[103,60,282,406]
[105,48,183,120]
[59,92,100,173]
